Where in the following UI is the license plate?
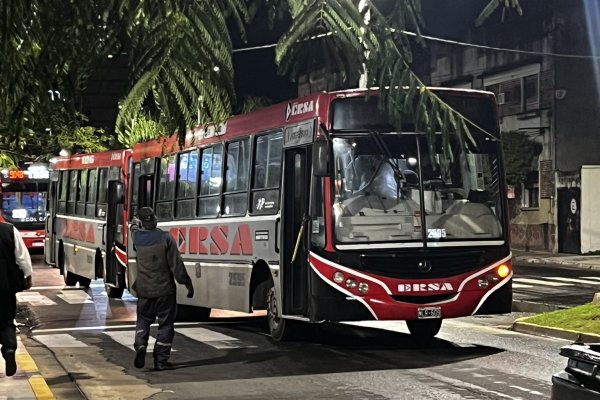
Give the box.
[417,307,441,319]
[32,242,45,247]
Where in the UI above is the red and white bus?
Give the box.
[129,88,512,339]
[45,150,131,297]
[0,163,49,250]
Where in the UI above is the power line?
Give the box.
[402,30,600,60]
[231,30,600,60]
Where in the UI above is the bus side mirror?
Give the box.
[115,182,125,204]
[312,141,329,177]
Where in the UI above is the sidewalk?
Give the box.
[512,248,600,270]
[0,336,54,400]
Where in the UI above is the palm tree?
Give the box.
[0,0,521,164]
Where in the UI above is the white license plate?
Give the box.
[417,307,441,319]
[32,242,45,247]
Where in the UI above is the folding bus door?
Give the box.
[281,146,311,316]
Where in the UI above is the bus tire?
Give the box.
[267,285,291,341]
[406,319,442,341]
[77,276,91,288]
[175,305,211,322]
[105,285,124,299]
[57,243,65,276]
[64,272,78,286]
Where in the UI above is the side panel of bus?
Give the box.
[44,173,58,265]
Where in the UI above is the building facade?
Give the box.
[418,0,600,253]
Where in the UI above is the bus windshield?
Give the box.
[1,182,48,228]
[332,133,503,245]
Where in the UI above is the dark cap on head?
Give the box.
[137,207,157,229]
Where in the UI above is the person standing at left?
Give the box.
[0,221,33,377]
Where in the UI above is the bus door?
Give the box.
[44,178,58,265]
[281,146,311,316]
[104,180,125,287]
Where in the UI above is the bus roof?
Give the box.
[50,149,131,170]
[131,87,497,161]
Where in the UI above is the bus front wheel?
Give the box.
[267,286,290,341]
[406,319,442,340]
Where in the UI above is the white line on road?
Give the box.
[512,283,534,289]
[513,278,569,287]
[57,291,94,304]
[543,276,600,285]
[16,292,57,306]
[177,327,254,349]
[581,276,600,281]
[104,331,159,352]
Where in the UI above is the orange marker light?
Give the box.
[497,264,510,278]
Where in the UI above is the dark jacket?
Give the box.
[131,226,192,298]
[0,222,20,293]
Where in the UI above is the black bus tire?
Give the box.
[64,271,78,286]
[406,319,442,341]
[77,276,91,288]
[267,285,293,341]
[106,285,124,299]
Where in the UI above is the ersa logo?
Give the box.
[285,100,314,121]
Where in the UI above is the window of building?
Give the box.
[251,131,283,214]
[521,170,540,209]
[484,64,540,117]
[223,139,250,216]
[198,144,223,217]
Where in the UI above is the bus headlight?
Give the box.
[333,271,344,284]
[357,282,369,294]
[345,278,357,289]
[497,264,511,278]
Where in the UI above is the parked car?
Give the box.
[552,343,600,399]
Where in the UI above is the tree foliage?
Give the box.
[0,0,520,166]
[501,131,543,185]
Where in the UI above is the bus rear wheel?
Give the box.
[267,286,291,341]
[64,272,78,286]
[175,305,211,322]
[77,276,91,288]
[105,285,124,299]
[406,319,442,340]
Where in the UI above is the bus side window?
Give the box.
[130,163,140,220]
[86,169,98,218]
[251,131,283,215]
[66,170,79,215]
[175,151,198,219]
[223,138,250,216]
[155,154,176,221]
[97,168,109,218]
[58,171,69,214]
[76,169,88,216]
[197,145,223,218]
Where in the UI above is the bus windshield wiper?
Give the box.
[369,130,406,184]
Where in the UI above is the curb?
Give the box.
[16,337,56,400]
[512,321,600,342]
[514,255,600,271]
[512,299,564,313]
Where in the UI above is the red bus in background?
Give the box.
[44,149,131,297]
[128,88,512,340]
[0,163,49,250]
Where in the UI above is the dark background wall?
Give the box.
[554,0,600,172]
